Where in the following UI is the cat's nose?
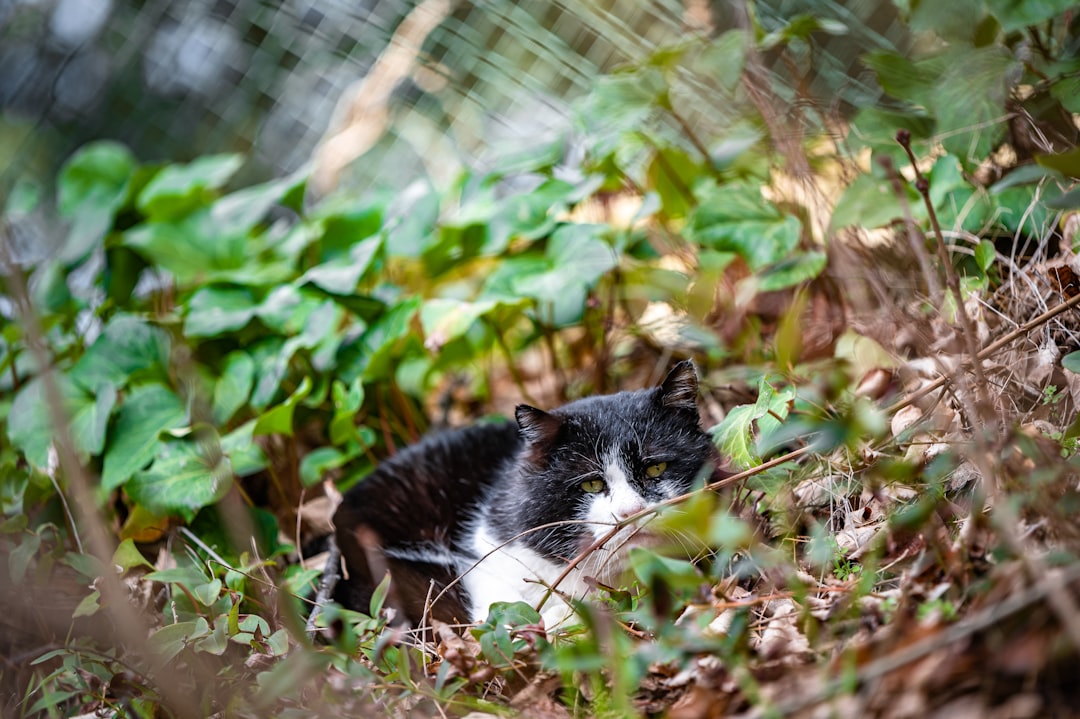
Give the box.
[615,500,646,521]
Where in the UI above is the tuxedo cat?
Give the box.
[332,361,720,629]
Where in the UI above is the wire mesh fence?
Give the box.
[1,0,909,200]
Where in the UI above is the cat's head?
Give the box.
[507,360,718,570]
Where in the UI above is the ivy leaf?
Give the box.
[300,235,383,294]
[123,211,248,285]
[985,0,1074,31]
[757,251,827,292]
[930,46,1018,163]
[253,377,312,437]
[184,286,259,337]
[299,447,349,487]
[210,166,307,236]
[420,298,499,353]
[137,154,245,220]
[221,420,268,476]
[212,351,255,426]
[8,375,117,469]
[101,383,187,491]
[709,403,759,469]
[687,182,801,270]
[57,141,136,263]
[127,441,234,520]
[1036,147,1080,179]
[1062,351,1080,374]
[974,240,996,271]
[69,315,171,391]
[830,173,908,230]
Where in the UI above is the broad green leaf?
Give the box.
[909,0,986,41]
[300,235,383,294]
[147,618,211,665]
[974,240,996,271]
[690,29,747,92]
[101,383,187,491]
[1063,351,1080,374]
[113,538,154,571]
[299,447,349,487]
[8,375,116,468]
[930,46,1017,162]
[985,0,1073,31]
[646,146,701,218]
[221,420,268,477]
[138,154,245,219]
[213,352,255,426]
[329,378,365,446]
[757,251,827,292]
[830,173,908,230]
[420,298,498,352]
[687,182,800,270]
[338,297,422,383]
[184,286,258,337]
[127,441,234,520]
[210,166,308,235]
[309,200,384,261]
[123,211,248,285]
[709,403,759,468]
[69,315,170,391]
[57,141,136,263]
[628,548,702,591]
[1036,147,1080,179]
[253,376,312,437]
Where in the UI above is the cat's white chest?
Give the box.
[460,522,586,629]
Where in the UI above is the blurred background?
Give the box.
[0,0,908,197]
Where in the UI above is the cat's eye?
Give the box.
[645,462,668,478]
[580,479,606,493]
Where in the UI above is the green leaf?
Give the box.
[299,447,350,487]
[138,154,245,219]
[690,30,748,92]
[148,619,211,665]
[221,420,268,477]
[123,209,254,286]
[300,235,383,294]
[101,383,187,491]
[757,251,827,292]
[329,378,365,446]
[985,0,1074,31]
[1047,186,1080,210]
[687,182,800,270]
[69,315,171,391]
[709,403,759,468]
[113,538,154,571]
[210,166,308,236]
[974,240,996,271]
[213,352,255,426]
[930,46,1017,162]
[831,173,908,230]
[1036,147,1080,179]
[909,0,986,41]
[253,376,312,437]
[57,141,136,263]
[8,375,116,468]
[127,441,234,520]
[184,286,259,337]
[420,298,498,353]
[1062,351,1080,374]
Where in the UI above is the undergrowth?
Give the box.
[3,2,1080,717]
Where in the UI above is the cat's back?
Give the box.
[335,420,521,543]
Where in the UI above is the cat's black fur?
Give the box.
[332,361,720,627]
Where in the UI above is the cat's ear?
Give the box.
[515,405,562,445]
[657,360,699,413]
